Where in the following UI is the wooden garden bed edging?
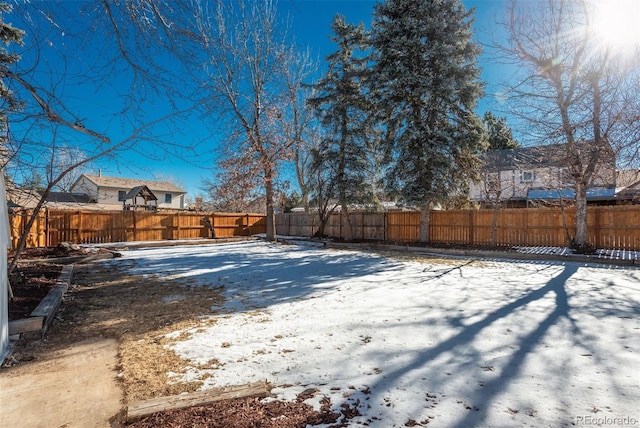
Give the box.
[29,282,68,338]
[19,252,117,266]
[7,316,44,336]
[8,265,74,338]
[126,380,271,422]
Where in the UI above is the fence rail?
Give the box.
[9,210,266,248]
[276,206,640,251]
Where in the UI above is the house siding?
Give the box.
[72,177,98,201]
[98,188,184,209]
[470,144,617,205]
[1,174,11,364]
[70,174,186,210]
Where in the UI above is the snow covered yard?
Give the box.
[120,240,639,427]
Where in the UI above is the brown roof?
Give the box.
[79,174,185,193]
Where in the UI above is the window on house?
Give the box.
[165,193,172,204]
[118,190,126,201]
[521,171,535,183]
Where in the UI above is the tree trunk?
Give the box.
[573,181,588,249]
[419,203,430,243]
[491,202,500,246]
[264,169,277,242]
[490,189,502,246]
[314,216,328,238]
[342,207,353,242]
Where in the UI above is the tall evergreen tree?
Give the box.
[371,0,486,241]
[0,2,24,112]
[483,111,520,150]
[0,2,25,166]
[307,15,377,240]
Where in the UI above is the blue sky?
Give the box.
[11,0,511,199]
[282,0,509,113]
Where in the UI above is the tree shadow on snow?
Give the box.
[114,240,404,312]
[356,260,639,427]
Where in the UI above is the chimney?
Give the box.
[98,169,102,177]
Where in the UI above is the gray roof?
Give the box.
[481,142,615,171]
[45,192,94,203]
[78,174,185,193]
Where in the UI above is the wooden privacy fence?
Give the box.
[9,210,266,248]
[276,206,640,250]
[12,207,640,250]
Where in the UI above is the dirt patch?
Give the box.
[57,261,226,403]
[8,263,62,320]
[9,242,116,260]
[7,244,116,320]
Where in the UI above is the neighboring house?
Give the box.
[469,143,617,207]
[6,186,122,211]
[70,174,186,210]
[5,186,41,210]
[614,169,640,204]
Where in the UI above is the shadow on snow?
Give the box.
[359,259,639,427]
[117,240,403,312]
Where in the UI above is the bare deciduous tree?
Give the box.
[1,1,195,293]
[498,0,640,251]
[190,0,307,241]
[309,141,338,238]
[281,48,317,213]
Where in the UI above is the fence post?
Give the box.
[77,210,83,244]
[468,210,474,246]
[594,208,601,249]
[384,212,388,242]
[174,212,179,240]
[524,209,529,246]
[44,209,50,247]
[38,210,46,247]
[132,211,137,242]
[211,213,216,238]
